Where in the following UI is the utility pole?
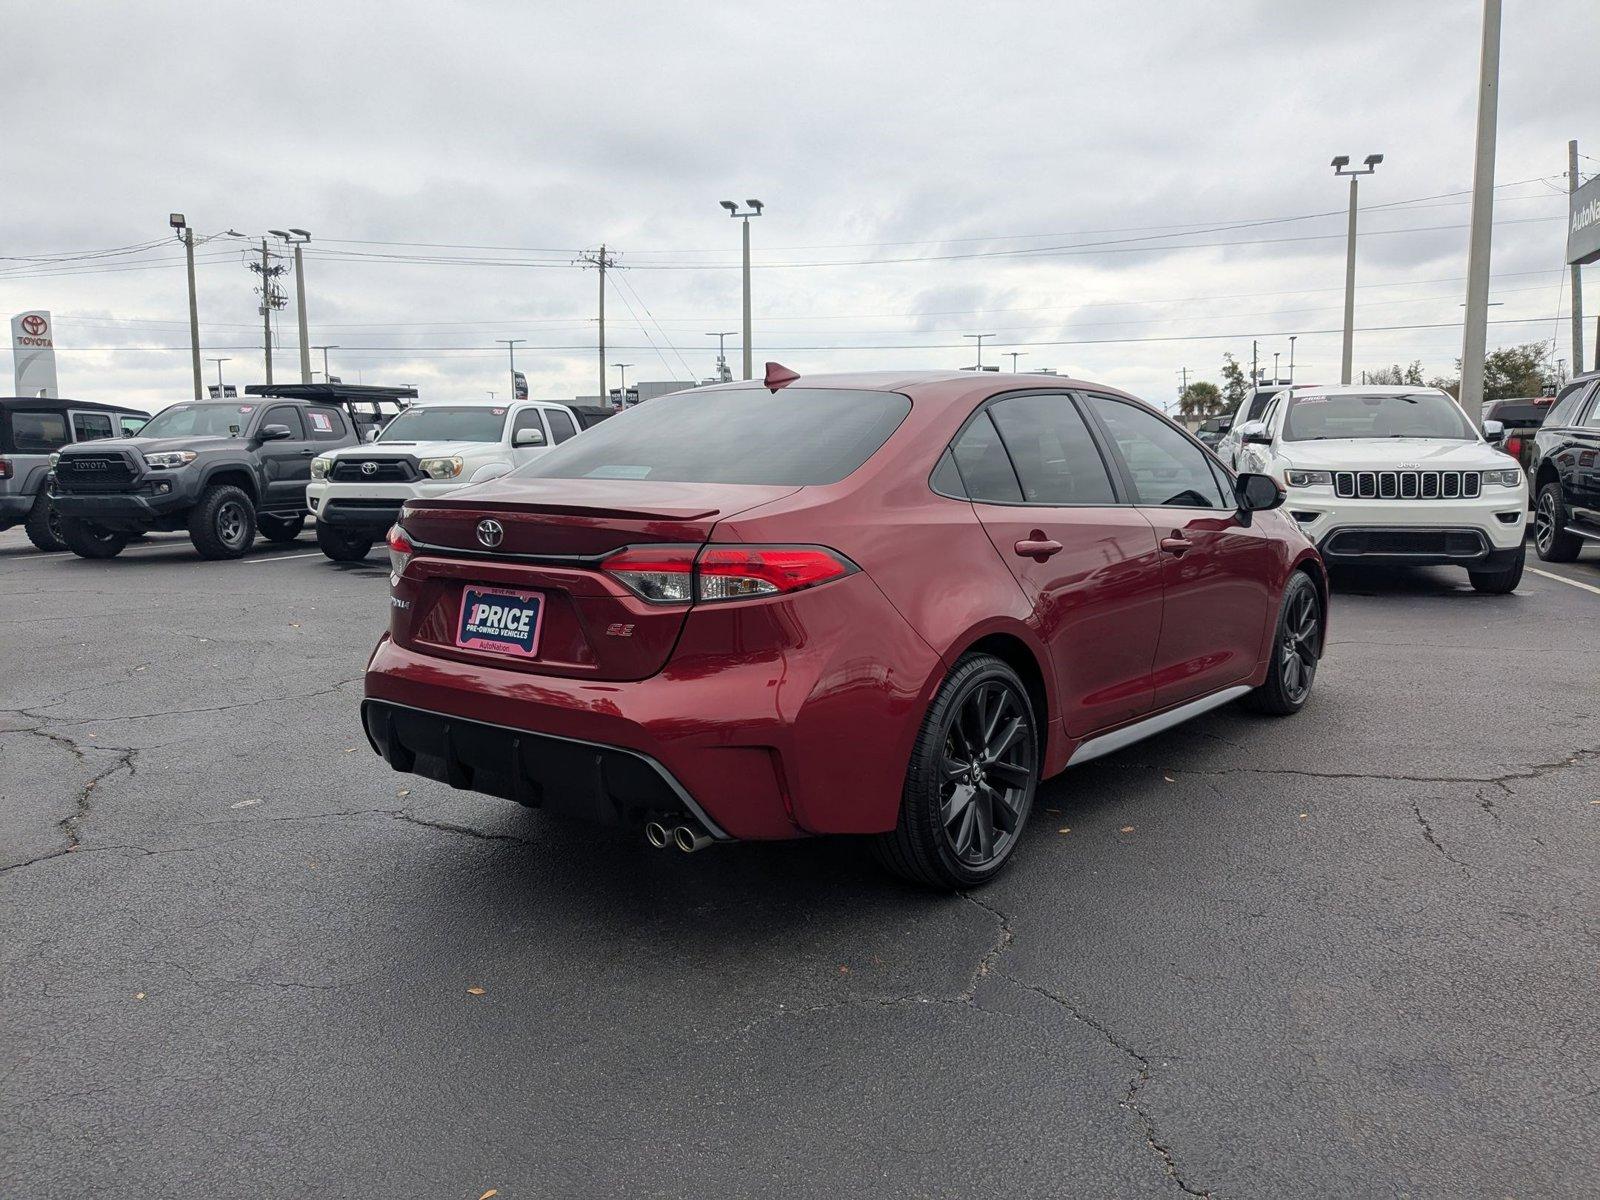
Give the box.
[1007,352,1027,372]
[1570,140,1586,374]
[720,201,764,379]
[248,239,288,386]
[497,339,525,400]
[706,331,737,382]
[170,215,202,400]
[1251,339,1259,388]
[577,245,618,399]
[1332,153,1384,385]
[1459,0,1501,428]
[963,333,995,370]
[270,230,312,383]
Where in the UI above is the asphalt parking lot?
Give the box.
[2,527,1596,1199]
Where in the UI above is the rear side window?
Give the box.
[517,388,911,486]
[10,411,69,452]
[1088,396,1232,509]
[545,408,578,444]
[1545,382,1591,427]
[119,415,147,436]
[949,412,1023,503]
[987,393,1117,504]
[71,411,115,442]
[305,407,347,439]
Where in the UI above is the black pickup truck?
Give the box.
[52,385,415,560]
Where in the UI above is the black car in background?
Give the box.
[1529,371,1600,562]
[1195,414,1232,446]
[0,396,149,550]
[1482,395,1552,484]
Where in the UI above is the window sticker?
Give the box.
[309,411,333,432]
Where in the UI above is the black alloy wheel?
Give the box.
[1534,483,1582,563]
[1245,571,1321,716]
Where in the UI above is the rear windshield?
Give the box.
[1283,392,1475,441]
[379,406,508,443]
[513,388,912,485]
[139,403,255,439]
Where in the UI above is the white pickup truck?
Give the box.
[306,397,608,561]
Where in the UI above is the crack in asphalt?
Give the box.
[957,892,1014,1003]
[0,710,141,874]
[6,676,364,727]
[1113,745,1600,793]
[1410,803,1469,872]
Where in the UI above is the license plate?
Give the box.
[455,586,543,658]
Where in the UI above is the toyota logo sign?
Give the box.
[360,460,378,476]
[476,519,504,548]
[20,314,47,337]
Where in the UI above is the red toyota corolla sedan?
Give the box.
[363,368,1326,887]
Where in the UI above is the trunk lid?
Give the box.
[396,477,799,681]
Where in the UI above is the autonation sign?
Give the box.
[11,310,59,398]
[1570,174,1600,266]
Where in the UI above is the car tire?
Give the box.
[315,520,373,562]
[189,485,257,560]
[1469,539,1525,594]
[873,653,1039,890]
[1533,482,1582,563]
[257,514,307,544]
[24,494,66,552]
[60,516,129,560]
[1244,570,1321,716]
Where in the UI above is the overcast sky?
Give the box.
[5,0,1597,413]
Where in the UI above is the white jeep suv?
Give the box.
[1232,385,1527,593]
[306,398,594,561]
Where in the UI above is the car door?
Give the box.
[1569,387,1600,519]
[945,391,1165,737]
[1082,393,1276,710]
[256,405,311,509]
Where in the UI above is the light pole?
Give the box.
[613,363,633,405]
[497,339,525,399]
[706,331,737,382]
[1272,352,1281,385]
[270,229,313,383]
[1288,335,1297,383]
[720,200,763,379]
[208,357,230,394]
[1006,352,1027,372]
[1332,153,1383,385]
[963,333,995,370]
[170,214,202,400]
[1459,0,1501,429]
[312,345,338,384]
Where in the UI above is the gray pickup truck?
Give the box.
[0,397,150,550]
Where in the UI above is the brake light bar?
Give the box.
[603,544,856,605]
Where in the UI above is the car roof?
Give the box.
[689,369,1150,416]
[1284,384,1451,398]
[0,396,149,415]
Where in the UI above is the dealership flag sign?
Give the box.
[1570,174,1600,266]
[11,310,59,397]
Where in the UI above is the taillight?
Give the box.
[602,544,856,605]
[386,524,414,578]
[1503,435,1522,459]
[0,457,11,479]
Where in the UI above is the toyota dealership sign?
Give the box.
[11,310,59,397]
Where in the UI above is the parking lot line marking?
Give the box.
[1528,567,1600,596]
[242,552,325,564]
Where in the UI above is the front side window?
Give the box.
[515,387,911,486]
[1282,391,1475,442]
[71,411,115,442]
[379,406,510,443]
[9,410,70,452]
[511,408,548,444]
[949,412,1023,503]
[987,393,1117,504]
[1088,397,1232,509]
[124,403,253,439]
[261,406,306,439]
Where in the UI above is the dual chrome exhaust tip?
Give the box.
[645,820,714,854]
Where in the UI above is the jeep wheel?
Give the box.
[24,495,66,552]
[189,485,257,559]
[258,514,307,544]
[61,516,129,560]
[1469,539,1525,594]
[315,521,373,562]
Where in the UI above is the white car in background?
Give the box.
[1232,384,1527,593]
[306,398,602,561]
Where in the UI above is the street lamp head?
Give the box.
[268,229,289,239]
[1364,153,1384,167]
[720,200,738,213]
[1330,155,1350,170]
[169,213,187,229]
[289,228,310,240]
[746,199,764,214]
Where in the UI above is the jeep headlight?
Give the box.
[311,456,334,479]
[144,450,198,469]
[1285,469,1332,488]
[419,456,464,480]
[1482,468,1522,488]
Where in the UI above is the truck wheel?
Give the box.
[315,521,373,562]
[1533,482,1582,563]
[1469,540,1525,594]
[61,516,129,559]
[258,514,307,544]
[24,495,66,552]
[189,485,257,560]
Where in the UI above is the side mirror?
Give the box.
[363,427,380,442]
[1235,472,1284,512]
[1238,420,1271,446]
[514,426,546,447]
[257,423,293,442]
[1482,418,1504,441]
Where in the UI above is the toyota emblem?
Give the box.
[360,460,378,476]
[20,314,47,337]
[476,519,504,548]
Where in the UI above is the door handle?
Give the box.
[1159,535,1194,556]
[299,449,316,457]
[1014,537,1063,561]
